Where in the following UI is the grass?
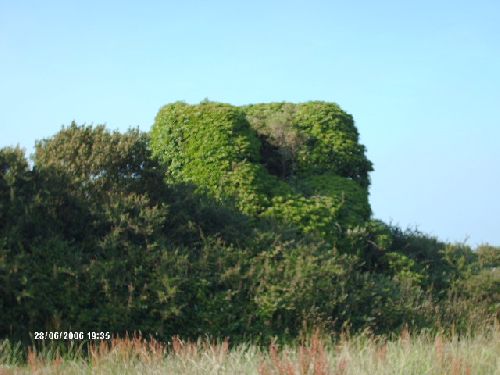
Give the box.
[0,325,499,374]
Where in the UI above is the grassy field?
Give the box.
[1,326,499,374]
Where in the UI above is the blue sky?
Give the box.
[1,0,499,246]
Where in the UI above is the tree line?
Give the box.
[1,101,498,343]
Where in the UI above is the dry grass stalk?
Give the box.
[335,357,349,375]
[451,357,462,375]
[375,342,387,365]
[51,352,63,374]
[259,341,294,375]
[88,333,167,368]
[259,332,331,375]
[400,325,411,350]
[434,334,444,365]
[27,346,45,374]
[310,332,329,375]
[171,335,198,358]
[298,345,312,374]
[207,337,229,362]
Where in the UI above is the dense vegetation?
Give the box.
[1,101,498,345]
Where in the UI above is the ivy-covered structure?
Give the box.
[151,101,373,241]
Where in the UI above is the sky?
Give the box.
[1,0,499,246]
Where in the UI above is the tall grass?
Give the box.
[1,324,498,374]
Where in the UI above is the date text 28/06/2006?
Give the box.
[33,332,111,340]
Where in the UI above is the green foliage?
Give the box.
[293,172,371,225]
[449,245,500,319]
[243,102,373,188]
[458,269,500,316]
[0,147,91,337]
[385,226,457,293]
[1,106,497,345]
[35,121,167,203]
[384,252,427,285]
[152,101,373,241]
[251,242,354,337]
[261,195,344,242]
[476,244,500,268]
[151,102,275,214]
